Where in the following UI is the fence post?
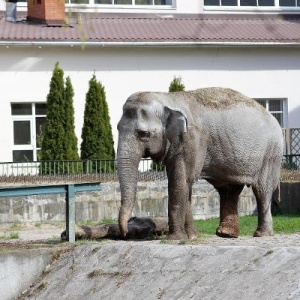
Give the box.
[66,184,76,243]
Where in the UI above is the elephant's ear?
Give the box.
[164,106,188,140]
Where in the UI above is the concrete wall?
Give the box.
[0,181,299,225]
[0,181,257,224]
[0,248,53,300]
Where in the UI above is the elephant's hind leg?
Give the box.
[252,183,274,237]
[216,185,244,238]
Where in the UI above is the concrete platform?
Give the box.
[13,238,300,300]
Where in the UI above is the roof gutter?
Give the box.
[1,41,300,48]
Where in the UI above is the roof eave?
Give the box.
[1,41,300,48]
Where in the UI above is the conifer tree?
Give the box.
[40,63,79,175]
[40,62,65,161]
[169,76,185,92]
[81,74,115,169]
[64,76,79,160]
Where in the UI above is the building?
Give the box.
[0,0,300,164]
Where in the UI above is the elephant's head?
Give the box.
[117,92,188,237]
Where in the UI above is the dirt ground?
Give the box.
[2,225,300,300]
[0,223,64,250]
[2,223,300,247]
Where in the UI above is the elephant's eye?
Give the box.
[140,109,148,119]
[124,109,136,119]
[136,129,151,139]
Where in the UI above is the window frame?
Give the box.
[254,98,288,128]
[11,103,47,162]
[63,0,175,7]
[204,0,300,11]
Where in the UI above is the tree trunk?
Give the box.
[61,217,169,240]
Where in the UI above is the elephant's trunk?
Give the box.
[117,140,143,237]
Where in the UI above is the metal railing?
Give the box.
[0,159,167,184]
[282,155,300,170]
[0,155,299,185]
[0,182,101,243]
[0,160,117,177]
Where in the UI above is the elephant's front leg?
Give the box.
[167,162,190,240]
[216,185,244,238]
[167,182,189,240]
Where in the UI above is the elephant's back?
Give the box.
[189,87,262,111]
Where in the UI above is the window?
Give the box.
[66,0,173,5]
[204,0,300,7]
[11,103,47,162]
[255,99,286,127]
[19,0,173,6]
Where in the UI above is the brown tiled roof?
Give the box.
[1,12,300,46]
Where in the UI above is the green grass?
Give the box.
[273,215,300,234]
[0,232,20,240]
[194,215,300,236]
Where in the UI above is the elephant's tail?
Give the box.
[272,183,280,204]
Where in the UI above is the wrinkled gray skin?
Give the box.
[117,87,283,240]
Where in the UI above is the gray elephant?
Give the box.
[117,87,283,240]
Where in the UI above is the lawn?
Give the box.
[194,215,300,236]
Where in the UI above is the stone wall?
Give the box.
[0,180,257,224]
[1,181,299,225]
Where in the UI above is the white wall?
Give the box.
[0,0,203,14]
[0,45,300,162]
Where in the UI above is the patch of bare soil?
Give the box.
[1,223,300,249]
[0,223,66,251]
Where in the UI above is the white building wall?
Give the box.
[0,0,203,14]
[0,45,300,162]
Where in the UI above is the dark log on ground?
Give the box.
[61,217,169,240]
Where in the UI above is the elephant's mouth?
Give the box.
[143,148,151,158]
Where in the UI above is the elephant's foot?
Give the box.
[216,225,239,239]
[168,231,188,240]
[253,228,274,237]
[185,227,199,239]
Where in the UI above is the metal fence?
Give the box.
[0,156,299,185]
[282,155,300,170]
[0,159,167,184]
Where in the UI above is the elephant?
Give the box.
[117,87,283,240]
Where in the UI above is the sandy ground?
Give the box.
[2,225,300,300]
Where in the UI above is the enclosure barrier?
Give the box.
[282,155,300,170]
[0,156,299,185]
[0,182,101,243]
